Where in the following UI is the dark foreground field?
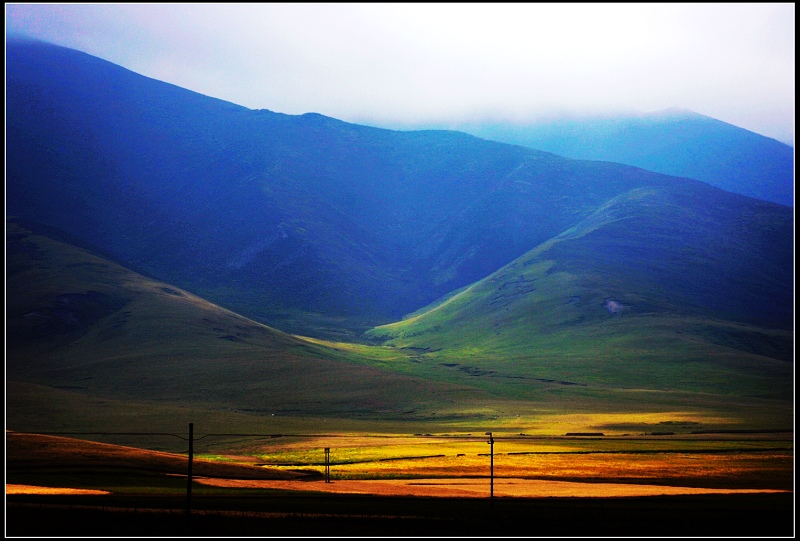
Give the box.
[7,491,795,537]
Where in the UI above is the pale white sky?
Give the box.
[6,3,795,144]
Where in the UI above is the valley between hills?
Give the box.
[6,213,792,437]
[4,42,794,517]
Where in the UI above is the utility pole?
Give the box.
[324,448,331,483]
[485,432,494,509]
[187,423,193,517]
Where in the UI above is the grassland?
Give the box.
[7,429,793,496]
[238,433,793,490]
[6,430,794,536]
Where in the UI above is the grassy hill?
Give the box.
[6,219,515,428]
[363,186,793,427]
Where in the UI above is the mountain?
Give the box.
[7,40,792,340]
[427,110,794,207]
[5,40,794,434]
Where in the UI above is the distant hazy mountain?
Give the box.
[430,111,794,207]
[6,39,794,342]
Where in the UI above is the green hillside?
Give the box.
[364,187,793,424]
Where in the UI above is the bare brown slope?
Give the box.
[6,431,311,480]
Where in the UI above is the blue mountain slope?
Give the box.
[437,110,794,207]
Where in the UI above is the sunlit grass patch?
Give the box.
[240,433,792,488]
[194,454,236,462]
[518,411,733,435]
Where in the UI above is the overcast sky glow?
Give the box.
[6,3,795,144]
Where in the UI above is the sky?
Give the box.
[5,3,795,145]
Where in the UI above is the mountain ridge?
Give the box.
[415,110,794,206]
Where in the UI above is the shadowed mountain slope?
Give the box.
[6,219,497,419]
[437,110,794,207]
[8,40,791,339]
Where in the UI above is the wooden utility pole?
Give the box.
[187,423,193,517]
[324,447,331,483]
[486,432,494,508]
